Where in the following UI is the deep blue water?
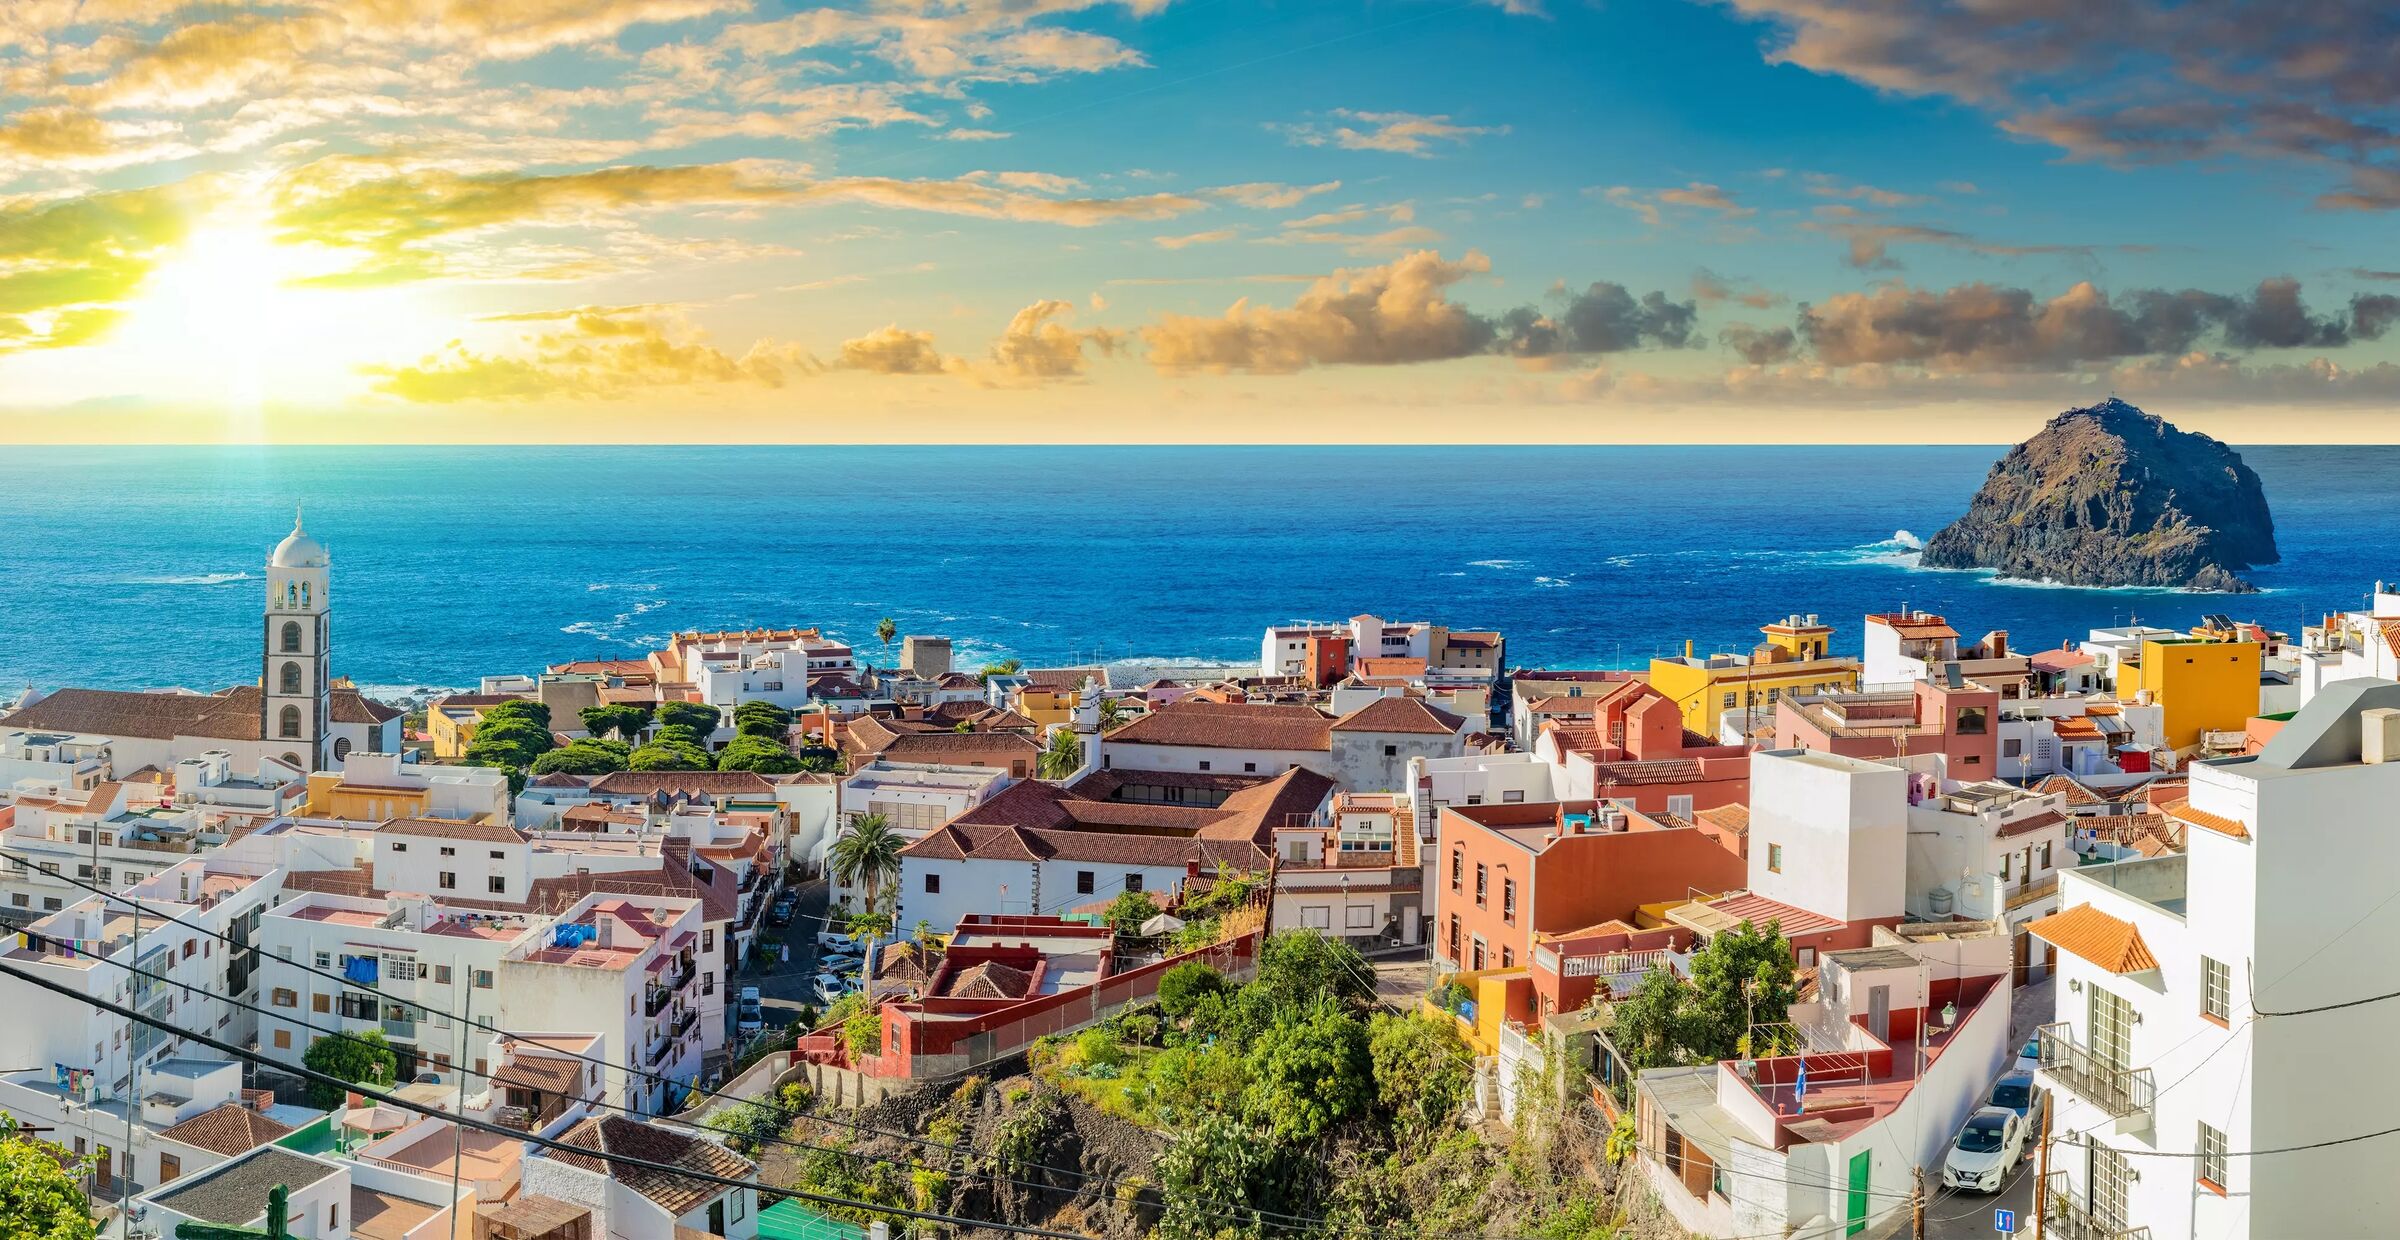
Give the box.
[0,445,2389,696]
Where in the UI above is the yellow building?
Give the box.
[1647,615,1861,737]
[2115,636,2261,750]
[303,769,432,821]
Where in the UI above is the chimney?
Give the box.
[1684,638,1694,660]
[2364,708,2400,765]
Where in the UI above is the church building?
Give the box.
[0,513,402,776]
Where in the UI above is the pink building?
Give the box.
[1534,684,1750,819]
[1772,678,2001,784]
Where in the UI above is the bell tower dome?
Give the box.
[263,507,331,771]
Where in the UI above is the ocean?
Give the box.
[0,445,2390,698]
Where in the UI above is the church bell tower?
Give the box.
[263,508,332,771]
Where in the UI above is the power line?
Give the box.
[0,954,1096,1240]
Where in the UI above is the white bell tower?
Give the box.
[263,507,332,771]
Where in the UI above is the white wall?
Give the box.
[1747,750,1906,923]
[1100,740,1330,777]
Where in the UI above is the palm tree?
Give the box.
[1096,697,1128,730]
[876,616,898,651]
[1037,728,1084,780]
[829,813,904,914]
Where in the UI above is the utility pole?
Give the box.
[121,895,141,1239]
[1910,1166,1925,1239]
[2032,1096,2052,1240]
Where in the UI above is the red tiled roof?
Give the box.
[587,771,775,798]
[1,684,397,741]
[2159,798,2250,841]
[1106,700,1333,752]
[2029,904,2160,974]
[383,818,525,845]
[158,1104,294,1156]
[1703,892,1842,937]
[2028,648,2096,671]
[946,961,1034,1000]
[548,1116,754,1215]
[1331,696,1466,735]
[1995,809,2067,839]
[1694,805,1750,836]
[2035,775,2104,808]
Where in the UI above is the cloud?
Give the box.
[1797,277,2364,371]
[366,305,817,402]
[837,324,961,375]
[1155,229,1238,249]
[1600,182,1752,226]
[1495,282,1700,358]
[1801,174,1929,207]
[1140,250,1499,373]
[0,179,206,351]
[984,298,1119,382]
[1691,269,1783,309]
[1275,109,1505,157]
[1722,1,2400,211]
[1804,205,2151,269]
[1206,181,1342,209]
[1719,323,1799,365]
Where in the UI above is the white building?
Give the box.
[2031,678,2400,1239]
[1742,749,1907,933]
[1099,700,1335,778]
[0,859,283,1108]
[1259,614,1504,683]
[520,1113,760,1240]
[2293,582,2400,706]
[1408,750,1565,823]
[1863,611,2032,697]
[1903,781,2070,981]
[1327,697,1473,793]
[1995,695,2167,783]
[143,1142,470,1240]
[2,775,297,921]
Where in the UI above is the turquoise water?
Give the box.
[0,445,2386,694]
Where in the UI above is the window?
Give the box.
[1955,706,1988,735]
[439,846,456,857]
[1667,794,1693,819]
[1768,844,1783,873]
[1076,871,1095,895]
[489,850,505,860]
[474,969,493,989]
[1501,878,1516,923]
[2201,956,2232,1022]
[2197,1121,2228,1192]
[279,662,302,694]
[1198,760,1211,771]
[1502,789,1525,804]
[332,738,352,762]
[2001,853,2012,880]
[1447,916,1459,952]
[1124,873,1143,893]
[433,965,451,985]
[1720,692,1736,709]
[439,872,457,890]
[703,929,714,951]
[1466,793,1482,805]
[159,1152,181,1184]
[1474,863,1487,906]
[925,873,941,894]
[2003,738,2023,758]
[1346,904,1376,929]
[312,993,329,1014]
[271,988,297,1008]
[488,876,506,894]
[391,842,407,853]
[280,620,302,653]
[1244,762,1257,772]
[314,952,332,969]
[273,1029,291,1050]
[1501,946,1514,968]
[702,972,715,995]
[2039,843,2053,871]
[733,1190,748,1222]
[278,705,301,738]
[1450,849,1463,890]
[1384,744,1398,757]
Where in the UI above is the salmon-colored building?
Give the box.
[1434,799,1747,982]
[1533,683,1751,818]
[1771,677,2000,783]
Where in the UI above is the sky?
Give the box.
[1,0,2397,444]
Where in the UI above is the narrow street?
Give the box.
[744,877,832,1029]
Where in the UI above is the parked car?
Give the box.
[1988,1072,2043,1128]
[767,897,797,927]
[2014,1033,2043,1076]
[817,930,855,951]
[736,1001,764,1037]
[1941,1106,2029,1193]
[738,985,762,1006]
[814,974,848,1004]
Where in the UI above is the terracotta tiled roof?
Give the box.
[158,1104,294,1156]
[587,771,775,798]
[1996,809,2068,839]
[946,961,1034,1000]
[383,817,525,845]
[1700,892,1843,937]
[2029,903,2160,974]
[2035,775,2104,808]
[1106,701,1333,752]
[1022,666,1106,690]
[1589,758,1710,786]
[2079,812,2181,856]
[2159,798,2250,841]
[1,684,397,740]
[2381,619,2400,658]
[493,1053,587,1098]
[1330,696,1466,735]
[549,1116,754,1215]
[1870,613,1958,639]
[1694,804,1750,836]
[903,821,1269,869]
[2027,648,2096,671]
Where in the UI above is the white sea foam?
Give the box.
[1532,576,1572,588]
[125,571,250,586]
[1467,559,1527,570]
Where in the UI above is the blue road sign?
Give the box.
[1994,1207,2017,1234]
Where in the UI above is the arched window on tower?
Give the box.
[284,581,297,610]
[301,582,311,609]
[279,662,302,695]
[279,705,302,739]
[333,738,352,762]
[281,621,301,653]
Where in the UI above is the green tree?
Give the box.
[1241,1001,1370,1142]
[0,1114,95,1240]
[1682,919,1798,1060]
[1607,965,1691,1073]
[1367,1013,1473,1146]
[875,616,898,649]
[481,699,552,730]
[1156,1114,1265,1240]
[734,700,792,738]
[717,735,803,774]
[656,723,711,749]
[301,1029,398,1109]
[795,749,843,775]
[579,703,652,741]
[1036,728,1084,780]
[1154,960,1229,1021]
[977,658,1023,682]
[1106,889,1162,937]
[1097,697,1128,729]
[1250,930,1374,1013]
[655,700,721,736]
[529,739,629,777]
[627,740,712,771]
[829,813,904,912]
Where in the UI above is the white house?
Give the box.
[520,1113,761,1240]
[1099,700,1334,778]
[2293,582,2400,706]
[1903,781,2070,980]
[142,1142,469,1240]
[2030,678,2400,1239]
[1327,697,1472,793]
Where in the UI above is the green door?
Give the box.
[1846,1150,1871,1235]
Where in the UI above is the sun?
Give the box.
[104,203,449,435]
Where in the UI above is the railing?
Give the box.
[2044,1172,2149,1240]
[645,987,673,1018]
[673,1008,698,1040]
[381,1017,416,1041]
[119,836,199,854]
[668,961,696,991]
[2006,874,2060,910]
[647,1036,672,1066]
[2037,1023,2154,1119]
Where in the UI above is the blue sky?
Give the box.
[0,0,2393,443]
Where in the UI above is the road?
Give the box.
[1921,1144,2040,1240]
[743,877,831,1029]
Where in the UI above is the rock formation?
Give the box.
[1921,398,2278,592]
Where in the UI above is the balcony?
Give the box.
[2044,1172,2149,1240]
[644,987,673,1018]
[668,960,696,991]
[646,1036,672,1067]
[381,1017,417,1041]
[2006,874,2059,911]
[2037,1023,2154,1129]
[674,1008,698,1040]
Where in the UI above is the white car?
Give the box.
[2014,1034,2044,1076]
[1942,1106,2028,1193]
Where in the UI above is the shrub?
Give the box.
[1154,960,1228,1021]
[1074,1027,1127,1072]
